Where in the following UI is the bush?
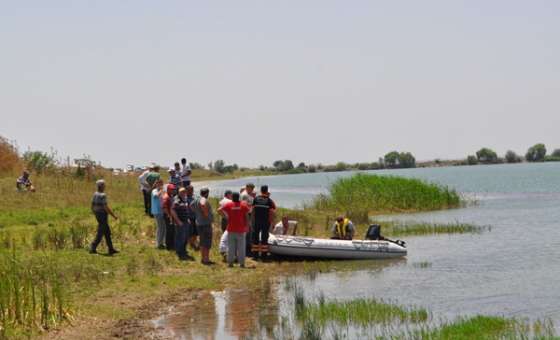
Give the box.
[526,143,547,162]
[466,155,478,165]
[23,150,57,173]
[384,151,416,169]
[0,136,21,174]
[505,150,522,163]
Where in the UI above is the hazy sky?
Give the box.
[2,1,559,168]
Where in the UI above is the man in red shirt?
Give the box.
[219,192,251,268]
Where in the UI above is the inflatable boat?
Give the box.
[268,234,407,260]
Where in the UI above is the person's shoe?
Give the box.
[178,256,188,261]
[240,264,246,268]
[157,245,166,250]
[108,249,120,255]
[202,260,215,266]
[185,255,195,261]
[89,249,97,254]
[228,263,234,268]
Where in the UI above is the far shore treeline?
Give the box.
[2,135,560,178]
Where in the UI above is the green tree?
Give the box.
[505,150,521,163]
[398,152,416,168]
[213,160,226,173]
[525,144,547,162]
[476,148,498,164]
[552,149,560,158]
[335,162,348,171]
[23,150,57,173]
[384,151,400,168]
[282,160,294,171]
[467,155,478,165]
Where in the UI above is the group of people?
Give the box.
[89,158,357,264]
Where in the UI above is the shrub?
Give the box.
[0,136,21,174]
[23,150,57,173]
[466,155,478,165]
[505,150,522,163]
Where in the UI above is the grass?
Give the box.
[296,297,429,326]
[289,288,556,339]
[313,174,462,222]
[377,221,491,237]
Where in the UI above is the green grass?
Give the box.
[313,174,462,222]
[378,221,491,237]
[417,315,557,340]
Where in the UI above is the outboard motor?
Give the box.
[365,224,382,240]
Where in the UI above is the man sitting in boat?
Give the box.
[331,216,355,240]
[272,216,298,236]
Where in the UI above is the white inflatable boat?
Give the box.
[268,234,407,260]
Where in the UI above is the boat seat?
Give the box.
[365,224,382,240]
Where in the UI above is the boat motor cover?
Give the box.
[365,224,381,240]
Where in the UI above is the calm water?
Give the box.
[172,163,560,338]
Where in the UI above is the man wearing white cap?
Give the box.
[90,179,119,255]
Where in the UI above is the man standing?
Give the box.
[180,158,192,187]
[90,180,119,255]
[240,183,256,256]
[151,179,166,249]
[272,216,298,236]
[170,187,194,261]
[161,183,176,250]
[138,167,152,216]
[168,167,181,187]
[251,185,276,258]
[219,192,250,268]
[192,188,214,265]
[219,190,233,232]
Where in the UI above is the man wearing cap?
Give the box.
[90,180,119,255]
[170,186,195,261]
[162,183,177,250]
[251,185,276,257]
[191,188,214,265]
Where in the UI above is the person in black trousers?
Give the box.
[90,179,119,255]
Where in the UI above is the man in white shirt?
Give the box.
[180,158,192,187]
[219,190,233,232]
[272,216,298,236]
[138,167,152,215]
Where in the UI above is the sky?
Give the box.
[1,1,559,168]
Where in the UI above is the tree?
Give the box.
[189,162,205,170]
[467,155,478,165]
[552,149,560,158]
[307,164,317,173]
[282,160,294,171]
[505,150,521,163]
[23,150,57,173]
[335,162,348,172]
[525,144,547,162]
[213,160,225,173]
[476,148,498,164]
[398,152,416,168]
[384,151,400,169]
[297,162,306,169]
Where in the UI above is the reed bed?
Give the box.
[378,221,491,237]
[297,297,429,326]
[313,174,461,222]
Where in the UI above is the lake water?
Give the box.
[172,163,560,338]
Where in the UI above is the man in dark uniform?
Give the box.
[90,179,119,255]
[251,185,276,258]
